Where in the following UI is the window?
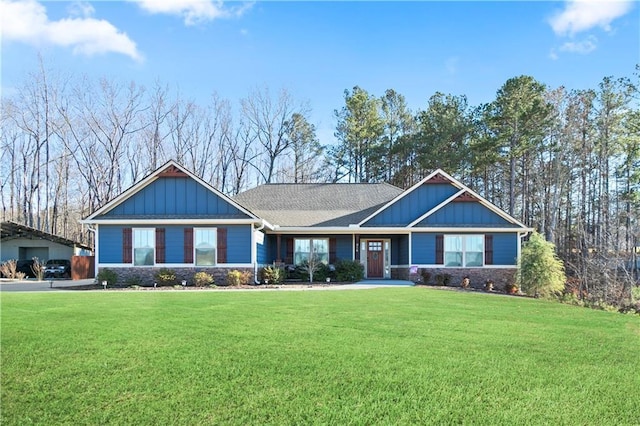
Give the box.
[194,228,216,266]
[294,238,329,265]
[133,228,155,266]
[444,235,484,267]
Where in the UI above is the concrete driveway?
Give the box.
[0,278,96,292]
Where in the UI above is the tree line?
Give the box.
[1,59,638,301]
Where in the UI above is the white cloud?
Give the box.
[135,0,254,26]
[67,1,95,19]
[559,35,598,54]
[0,0,142,61]
[549,0,634,36]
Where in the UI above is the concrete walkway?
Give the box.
[0,278,95,292]
[0,278,416,292]
[352,279,415,287]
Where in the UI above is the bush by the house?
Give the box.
[517,231,565,298]
[0,259,16,278]
[261,265,284,284]
[227,270,252,286]
[31,257,46,281]
[154,268,177,286]
[97,268,118,286]
[335,260,364,282]
[193,271,214,287]
[421,269,432,285]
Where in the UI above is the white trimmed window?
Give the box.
[194,228,217,266]
[133,228,155,266]
[294,238,329,265]
[444,235,484,267]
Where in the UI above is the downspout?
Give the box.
[517,231,528,285]
[253,220,266,284]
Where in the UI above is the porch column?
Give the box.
[276,234,282,262]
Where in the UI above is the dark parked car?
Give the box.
[44,259,71,279]
[16,259,36,278]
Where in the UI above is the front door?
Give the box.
[367,240,384,278]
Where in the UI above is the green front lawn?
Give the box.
[2,289,639,424]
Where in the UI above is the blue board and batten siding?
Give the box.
[102,177,250,218]
[98,224,252,264]
[256,232,268,264]
[417,202,512,227]
[391,235,409,265]
[411,232,518,266]
[364,183,458,226]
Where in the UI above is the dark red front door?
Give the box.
[367,240,384,278]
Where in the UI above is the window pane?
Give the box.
[134,248,154,265]
[445,252,462,267]
[195,229,216,266]
[313,239,328,254]
[444,236,462,251]
[467,236,484,252]
[196,248,216,266]
[466,252,483,267]
[134,229,154,266]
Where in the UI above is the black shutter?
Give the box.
[156,228,166,263]
[329,238,337,263]
[217,228,227,264]
[286,238,294,264]
[123,228,132,264]
[485,235,493,265]
[184,228,194,263]
[435,235,444,264]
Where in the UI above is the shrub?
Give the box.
[97,268,118,286]
[505,282,519,294]
[335,260,364,282]
[261,265,284,284]
[0,259,18,279]
[312,263,332,282]
[227,270,251,286]
[484,280,494,291]
[193,271,214,287]
[517,231,566,298]
[421,270,432,285]
[461,276,470,289]
[31,257,46,281]
[154,268,177,286]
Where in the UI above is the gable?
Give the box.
[83,161,258,222]
[362,183,459,227]
[98,176,250,219]
[414,200,514,227]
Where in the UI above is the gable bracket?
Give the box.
[157,165,188,178]
[452,192,479,202]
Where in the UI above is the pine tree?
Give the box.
[517,231,566,298]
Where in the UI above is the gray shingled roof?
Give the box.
[233,183,403,227]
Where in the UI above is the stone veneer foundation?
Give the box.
[100,267,255,287]
[392,267,517,290]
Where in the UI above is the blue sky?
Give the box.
[1,0,638,145]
